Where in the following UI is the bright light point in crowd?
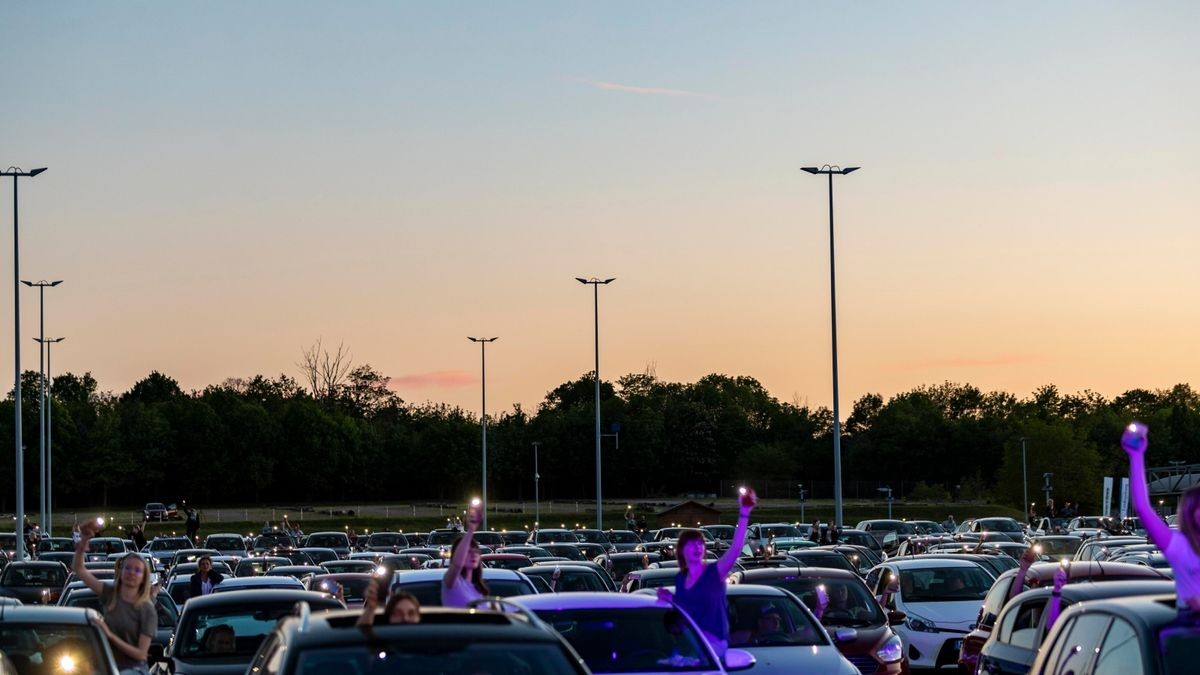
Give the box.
[96,517,105,527]
[58,655,77,673]
[1128,423,1138,432]
[738,487,747,496]
[375,566,388,577]
[471,498,481,507]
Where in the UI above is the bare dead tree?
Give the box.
[297,338,353,402]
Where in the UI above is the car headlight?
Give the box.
[875,634,904,663]
[905,611,940,633]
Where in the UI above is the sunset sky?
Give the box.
[3,2,1197,418]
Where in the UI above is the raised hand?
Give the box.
[1121,422,1148,456]
[739,488,758,513]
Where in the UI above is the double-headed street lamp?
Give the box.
[23,279,63,534]
[3,165,48,562]
[34,337,64,535]
[802,165,858,528]
[577,277,615,529]
[468,336,498,530]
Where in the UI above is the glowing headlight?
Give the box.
[905,612,940,633]
[875,634,903,663]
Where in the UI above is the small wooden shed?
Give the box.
[654,500,723,528]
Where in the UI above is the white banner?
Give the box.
[1119,478,1130,520]
[1102,476,1114,518]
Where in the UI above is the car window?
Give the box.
[727,595,827,647]
[758,577,885,627]
[997,598,1046,649]
[0,622,109,670]
[293,641,582,675]
[179,602,330,657]
[1159,622,1200,675]
[534,607,717,673]
[899,566,991,602]
[1092,617,1141,674]
[1046,614,1111,675]
[977,578,1012,629]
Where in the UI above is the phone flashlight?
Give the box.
[375,566,389,578]
[96,517,105,527]
[738,487,747,496]
[1033,544,1043,554]
[470,498,482,507]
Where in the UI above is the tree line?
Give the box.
[1,359,1196,513]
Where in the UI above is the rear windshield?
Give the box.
[977,519,1022,533]
[177,601,337,657]
[149,539,192,551]
[294,641,581,675]
[750,577,886,626]
[760,525,803,538]
[0,623,109,670]
[207,537,245,550]
[306,534,349,548]
[726,594,827,646]
[395,580,532,607]
[900,566,992,602]
[1,565,67,587]
[534,607,717,673]
[608,531,642,544]
[369,534,409,547]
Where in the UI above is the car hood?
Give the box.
[900,600,981,630]
[739,644,859,675]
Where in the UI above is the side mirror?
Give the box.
[887,610,907,625]
[832,627,858,644]
[723,649,756,671]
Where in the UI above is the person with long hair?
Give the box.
[1123,422,1200,612]
[658,488,757,657]
[73,518,156,675]
[442,499,488,607]
[358,573,421,626]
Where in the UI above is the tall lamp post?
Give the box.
[35,337,64,535]
[532,441,542,526]
[3,165,47,562]
[23,279,62,534]
[878,486,894,519]
[577,276,615,529]
[1020,437,1029,518]
[801,165,859,528]
[468,336,498,530]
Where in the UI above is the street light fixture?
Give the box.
[577,276,615,529]
[22,279,62,534]
[801,165,859,527]
[2,165,48,562]
[33,336,64,535]
[467,336,498,530]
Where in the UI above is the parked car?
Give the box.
[865,557,994,669]
[528,528,581,545]
[784,550,861,576]
[247,604,590,675]
[854,520,919,552]
[514,591,759,674]
[362,531,410,553]
[233,555,290,577]
[519,564,616,592]
[0,560,70,604]
[0,605,120,674]
[976,579,1174,675]
[619,567,684,593]
[144,502,170,521]
[729,567,907,675]
[160,589,343,674]
[305,572,373,608]
[143,536,194,568]
[388,567,538,606]
[210,575,307,594]
[724,583,863,674]
[202,533,250,558]
[57,580,181,662]
[302,532,352,559]
[606,529,645,552]
[1028,593,1197,674]
[957,560,1168,673]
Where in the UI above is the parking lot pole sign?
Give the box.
[1119,477,1130,520]
[1102,476,1114,518]
[468,336,498,530]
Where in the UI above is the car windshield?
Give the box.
[1036,538,1082,557]
[535,531,581,544]
[293,641,582,675]
[397,580,532,606]
[608,531,641,544]
[726,594,827,647]
[306,535,348,548]
[869,522,916,535]
[535,607,717,673]
[900,566,992,602]
[911,522,945,534]
[39,539,75,552]
[543,546,586,561]
[87,540,125,554]
[178,602,320,657]
[754,578,885,626]
[791,553,856,573]
[705,527,734,541]
[369,534,408,547]
[316,577,370,602]
[149,539,191,551]
[207,537,244,550]
[977,519,1022,533]
[759,525,803,538]
[0,623,109,672]
[530,570,609,592]
[1,565,67,587]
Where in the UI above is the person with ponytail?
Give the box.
[442,498,489,607]
[73,517,156,675]
[658,487,757,657]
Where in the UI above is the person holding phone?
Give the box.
[1123,422,1200,612]
[442,499,489,608]
[658,487,757,657]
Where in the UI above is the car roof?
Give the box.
[736,567,859,581]
[994,560,1169,582]
[0,605,95,623]
[275,607,566,650]
[213,576,305,589]
[392,567,529,583]
[511,591,664,610]
[183,588,335,609]
[1018,579,1175,603]
[879,557,984,570]
[1052,593,1179,632]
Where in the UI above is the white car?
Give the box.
[866,558,993,670]
[511,591,757,674]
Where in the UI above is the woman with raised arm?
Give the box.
[658,488,757,657]
[1123,421,1200,611]
[442,498,488,608]
[73,517,157,675]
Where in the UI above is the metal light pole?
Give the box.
[878,486,894,519]
[798,483,807,525]
[36,337,64,536]
[802,165,859,528]
[3,165,47,562]
[22,279,62,533]
[577,277,615,529]
[468,336,498,530]
[1021,437,1029,517]
[532,441,542,526]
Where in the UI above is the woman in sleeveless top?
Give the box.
[1123,422,1200,611]
[658,488,757,656]
[442,499,489,607]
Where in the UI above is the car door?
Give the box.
[1036,613,1111,675]
[978,595,1048,675]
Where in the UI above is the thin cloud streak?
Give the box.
[389,370,476,389]
[886,354,1041,371]
[568,77,718,100]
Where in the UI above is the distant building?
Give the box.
[654,500,722,528]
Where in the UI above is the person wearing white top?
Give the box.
[441,500,488,608]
